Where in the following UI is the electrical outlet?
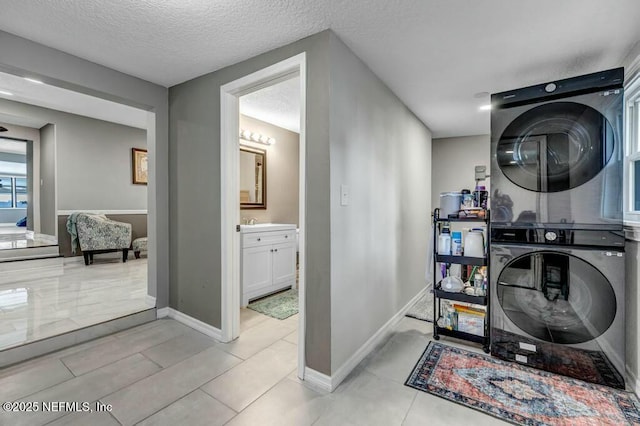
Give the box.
[475,165,487,181]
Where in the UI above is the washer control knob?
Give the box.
[545,83,557,93]
[545,231,557,241]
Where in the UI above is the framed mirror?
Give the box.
[240,146,266,209]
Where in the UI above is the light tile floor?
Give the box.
[0,259,151,351]
[0,311,509,425]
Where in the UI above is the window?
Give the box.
[0,177,27,209]
[0,177,13,208]
[15,178,27,208]
[625,74,640,222]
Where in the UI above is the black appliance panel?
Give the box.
[492,68,623,109]
[491,228,625,247]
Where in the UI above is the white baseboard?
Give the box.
[302,287,427,393]
[145,295,156,308]
[303,367,333,393]
[164,308,222,341]
[156,307,170,319]
[327,287,427,391]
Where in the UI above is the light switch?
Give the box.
[340,184,349,206]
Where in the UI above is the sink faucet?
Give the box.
[248,218,258,225]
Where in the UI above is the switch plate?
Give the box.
[475,165,487,181]
[340,184,349,206]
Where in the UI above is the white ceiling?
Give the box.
[240,77,301,133]
[1,1,639,137]
[0,72,148,129]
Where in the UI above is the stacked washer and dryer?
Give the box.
[489,68,626,388]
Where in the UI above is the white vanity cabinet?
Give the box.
[241,224,296,306]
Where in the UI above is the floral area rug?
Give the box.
[247,289,298,320]
[405,291,434,323]
[405,342,640,425]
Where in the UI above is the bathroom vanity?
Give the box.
[240,223,297,306]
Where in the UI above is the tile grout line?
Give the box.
[98,344,244,424]
[211,368,300,421]
[400,391,419,425]
[138,351,164,370]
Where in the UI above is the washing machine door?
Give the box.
[496,251,616,344]
[496,102,615,193]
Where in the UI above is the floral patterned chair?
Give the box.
[75,214,132,265]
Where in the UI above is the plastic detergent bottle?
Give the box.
[438,227,451,255]
[451,231,463,256]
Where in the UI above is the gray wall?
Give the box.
[431,135,490,210]
[328,34,432,372]
[169,30,332,374]
[0,98,147,211]
[239,114,299,226]
[40,124,56,236]
[0,30,169,306]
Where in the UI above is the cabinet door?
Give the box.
[242,245,272,294]
[271,242,296,287]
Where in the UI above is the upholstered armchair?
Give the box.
[74,213,132,265]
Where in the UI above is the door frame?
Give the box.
[220,53,307,379]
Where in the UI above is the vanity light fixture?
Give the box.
[239,128,276,146]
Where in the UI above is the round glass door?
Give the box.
[497,102,614,192]
[497,251,616,344]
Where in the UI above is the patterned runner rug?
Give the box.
[406,342,640,425]
[248,289,298,320]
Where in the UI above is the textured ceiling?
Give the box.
[240,77,300,133]
[1,1,639,137]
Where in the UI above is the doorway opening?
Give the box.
[0,70,157,356]
[220,53,307,378]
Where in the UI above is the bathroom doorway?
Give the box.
[220,53,307,379]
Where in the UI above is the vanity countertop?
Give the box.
[240,223,296,234]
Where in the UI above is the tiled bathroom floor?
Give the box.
[0,311,508,425]
[0,259,152,351]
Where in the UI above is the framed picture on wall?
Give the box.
[132,148,148,185]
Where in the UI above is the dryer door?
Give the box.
[496,251,616,344]
[496,102,614,193]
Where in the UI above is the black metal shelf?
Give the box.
[434,283,487,305]
[435,254,487,266]
[432,207,491,353]
[435,216,489,223]
[433,207,490,223]
[434,326,487,345]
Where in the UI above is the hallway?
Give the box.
[0,312,505,425]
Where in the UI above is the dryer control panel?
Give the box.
[491,228,624,247]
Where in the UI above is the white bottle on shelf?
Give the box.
[437,228,451,255]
